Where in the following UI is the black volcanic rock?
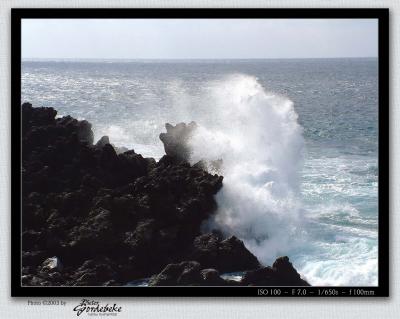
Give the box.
[190,232,261,273]
[200,268,227,286]
[21,103,309,287]
[241,256,310,286]
[69,257,120,286]
[148,256,310,287]
[159,122,197,162]
[95,136,128,154]
[148,261,202,286]
[21,103,224,286]
[95,135,110,148]
[148,261,233,286]
[56,115,94,144]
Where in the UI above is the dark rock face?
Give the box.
[21,103,223,286]
[69,257,119,286]
[21,103,309,287]
[200,268,228,286]
[95,135,128,154]
[149,261,202,286]
[190,232,261,273]
[159,122,197,162]
[95,135,110,148]
[241,256,310,286]
[148,256,309,287]
[148,261,233,286]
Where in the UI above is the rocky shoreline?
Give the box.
[21,102,309,287]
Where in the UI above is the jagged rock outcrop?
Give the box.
[189,232,261,273]
[159,122,197,162]
[241,256,310,286]
[21,103,223,286]
[148,256,309,286]
[148,261,234,286]
[21,103,309,287]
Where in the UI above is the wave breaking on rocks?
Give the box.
[21,102,309,287]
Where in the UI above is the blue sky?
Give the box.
[22,19,378,59]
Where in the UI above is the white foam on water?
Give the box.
[293,236,378,286]
[183,74,377,286]
[187,74,305,265]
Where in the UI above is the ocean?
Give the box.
[22,58,378,286]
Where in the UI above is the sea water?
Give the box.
[22,58,378,286]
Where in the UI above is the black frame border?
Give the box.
[11,8,389,297]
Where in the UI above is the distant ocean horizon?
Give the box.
[22,57,379,286]
[22,56,378,62]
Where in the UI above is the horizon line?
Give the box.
[22,56,378,62]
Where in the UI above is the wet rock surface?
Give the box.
[189,232,261,273]
[149,255,308,287]
[148,261,236,286]
[241,256,310,286]
[21,103,309,286]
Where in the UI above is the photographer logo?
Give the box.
[73,299,122,316]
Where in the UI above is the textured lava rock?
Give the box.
[148,256,309,286]
[148,261,233,286]
[21,103,223,285]
[159,122,197,162]
[189,232,261,273]
[21,103,309,287]
[241,256,310,286]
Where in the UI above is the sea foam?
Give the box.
[187,74,305,264]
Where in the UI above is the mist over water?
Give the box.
[187,75,305,263]
[22,59,378,286]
